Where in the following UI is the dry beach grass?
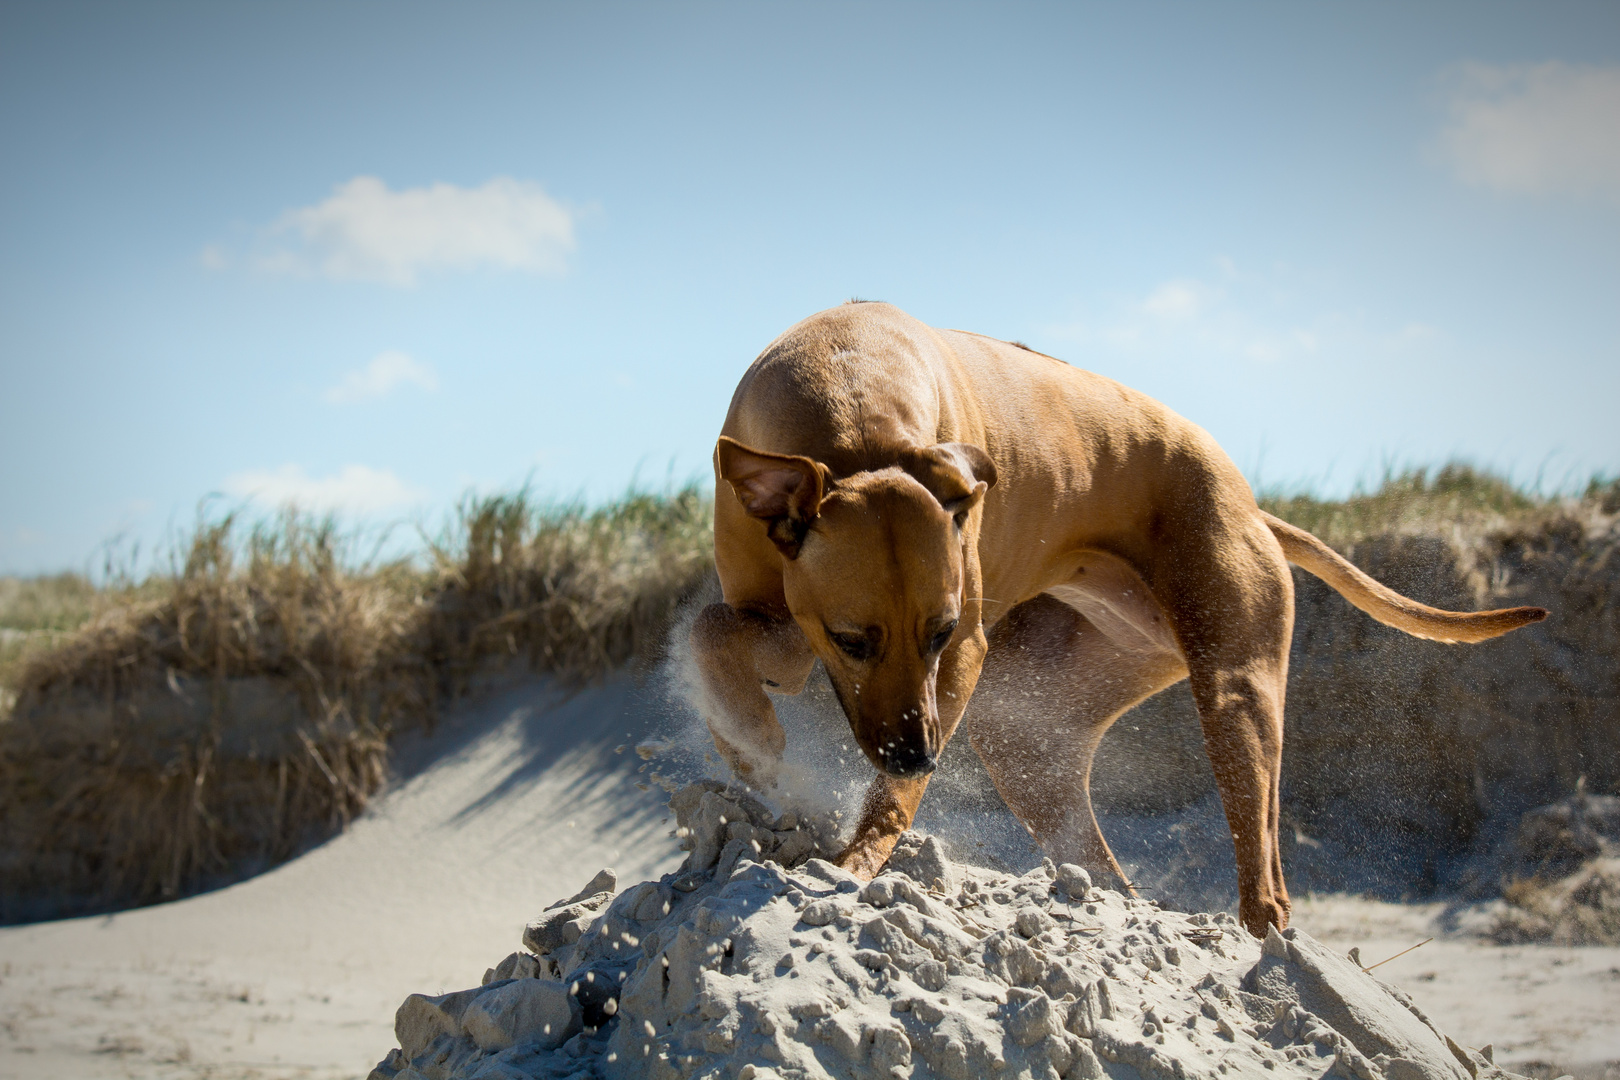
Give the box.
[1,468,1616,932]
[0,487,714,921]
[1,469,1618,1079]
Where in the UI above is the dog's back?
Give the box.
[720,302,1253,602]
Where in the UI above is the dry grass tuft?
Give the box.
[420,486,715,692]
[0,488,714,922]
[1,513,422,919]
[1258,462,1556,547]
[1488,788,1620,945]
[0,572,144,715]
[0,572,102,632]
[1493,860,1620,945]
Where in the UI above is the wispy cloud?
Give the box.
[323,350,438,404]
[1438,61,1620,201]
[223,464,425,514]
[1049,262,1334,366]
[252,175,577,286]
[3,526,48,548]
[1044,259,1461,371]
[1140,279,1211,322]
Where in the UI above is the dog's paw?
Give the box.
[708,732,783,789]
[724,751,782,791]
[832,844,887,882]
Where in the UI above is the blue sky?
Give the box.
[2,2,1617,575]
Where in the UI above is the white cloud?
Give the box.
[1043,263,1413,368]
[4,526,47,547]
[1065,271,1324,365]
[1240,329,1319,364]
[1439,62,1620,200]
[223,464,425,514]
[260,175,576,286]
[1141,279,1212,322]
[323,350,438,404]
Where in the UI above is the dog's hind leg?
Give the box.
[1160,517,1297,937]
[689,603,815,787]
[967,593,1187,890]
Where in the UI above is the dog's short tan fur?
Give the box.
[690,302,1546,936]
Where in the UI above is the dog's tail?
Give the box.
[1261,511,1548,644]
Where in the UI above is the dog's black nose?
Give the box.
[880,742,937,779]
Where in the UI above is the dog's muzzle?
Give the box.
[878,741,937,779]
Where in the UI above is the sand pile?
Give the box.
[368,781,1523,1080]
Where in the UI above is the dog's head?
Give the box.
[718,436,996,779]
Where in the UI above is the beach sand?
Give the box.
[1,678,1613,1079]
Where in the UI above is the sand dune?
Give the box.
[1,677,1615,1079]
[0,677,684,1080]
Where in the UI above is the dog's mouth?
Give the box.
[828,672,939,778]
[870,738,938,779]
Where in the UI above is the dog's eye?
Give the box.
[928,620,959,654]
[829,630,875,661]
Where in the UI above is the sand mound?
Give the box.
[368,782,1520,1080]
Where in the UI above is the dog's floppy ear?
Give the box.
[716,436,830,558]
[900,442,997,528]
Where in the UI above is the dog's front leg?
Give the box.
[835,624,988,878]
[836,773,933,878]
[689,602,813,787]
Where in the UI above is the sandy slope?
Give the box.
[1290,895,1620,1077]
[1,676,1615,1079]
[0,677,684,1080]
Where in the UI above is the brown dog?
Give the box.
[689,301,1546,936]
